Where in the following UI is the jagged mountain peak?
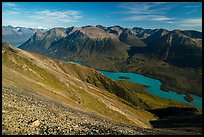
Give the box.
[96,25,107,30]
[132,27,144,32]
[119,28,147,47]
[132,27,159,39]
[142,29,202,68]
[46,27,67,37]
[109,25,124,30]
[66,26,82,35]
[122,28,135,34]
[143,29,169,45]
[161,30,202,48]
[175,30,202,39]
[106,25,124,36]
[156,29,169,35]
[79,26,118,39]
[18,25,202,69]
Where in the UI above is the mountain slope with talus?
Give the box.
[2,42,201,135]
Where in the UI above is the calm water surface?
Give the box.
[63,60,202,109]
[98,70,202,109]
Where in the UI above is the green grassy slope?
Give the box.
[2,42,196,129]
[2,43,155,128]
[86,71,194,110]
[80,54,202,97]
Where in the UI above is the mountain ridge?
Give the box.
[19,25,202,69]
[2,25,47,46]
[4,25,202,97]
[3,42,202,135]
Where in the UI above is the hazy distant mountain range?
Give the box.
[2,25,46,47]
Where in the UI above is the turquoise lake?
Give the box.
[64,60,202,109]
[98,70,202,109]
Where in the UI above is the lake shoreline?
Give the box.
[95,68,202,98]
[62,59,202,109]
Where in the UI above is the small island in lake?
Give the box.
[184,94,194,102]
[118,76,130,79]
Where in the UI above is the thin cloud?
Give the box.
[3,2,20,15]
[3,9,20,15]
[123,15,173,21]
[3,8,83,28]
[184,5,201,8]
[29,10,82,23]
[5,10,19,15]
[178,18,202,27]
[166,21,175,24]
[151,16,173,21]
[118,2,175,22]
[120,2,174,14]
[3,2,16,7]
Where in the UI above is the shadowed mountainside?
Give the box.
[2,42,201,135]
[18,25,202,97]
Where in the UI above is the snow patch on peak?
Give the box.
[36,26,48,30]
[16,27,20,31]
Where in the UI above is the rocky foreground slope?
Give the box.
[3,86,201,135]
[2,43,202,135]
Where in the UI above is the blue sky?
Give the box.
[2,2,202,31]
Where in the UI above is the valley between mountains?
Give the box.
[2,1,202,135]
[2,25,202,135]
[2,43,202,135]
[18,25,202,97]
